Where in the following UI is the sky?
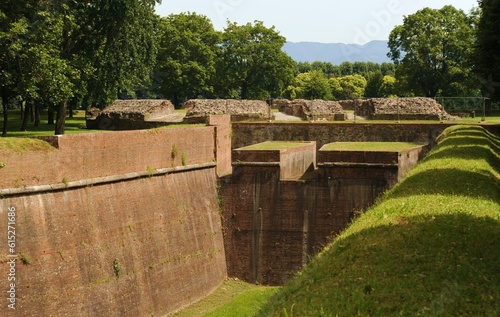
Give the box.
[155,0,479,44]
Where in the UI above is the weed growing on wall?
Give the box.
[171,144,178,160]
[113,258,122,278]
[0,162,6,168]
[146,166,155,177]
[62,177,69,188]
[57,250,65,261]
[182,152,187,166]
[19,252,31,265]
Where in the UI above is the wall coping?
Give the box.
[0,162,216,197]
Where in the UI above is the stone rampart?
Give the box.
[0,126,227,316]
[231,122,449,150]
[0,127,215,189]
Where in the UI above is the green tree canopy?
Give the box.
[294,70,332,100]
[381,75,397,97]
[1,0,160,135]
[82,0,160,108]
[0,0,38,135]
[155,12,220,107]
[330,75,367,100]
[364,71,384,98]
[388,5,478,97]
[476,0,500,101]
[216,21,295,99]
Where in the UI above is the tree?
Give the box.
[155,12,220,107]
[311,61,336,76]
[0,0,38,136]
[380,62,395,76]
[476,0,500,101]
[296,61,311,73]
[364,71,384,98]
[388,5,477,97]
[81,0,160,109]
[294,71,332,100]
[330,75,367,100]
[216,21,295,99]
[339,61,354,76]
[381,75,397,97]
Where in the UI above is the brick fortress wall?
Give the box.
[231,122,451,150]
[222,130,429,286]
[0,126,228,316]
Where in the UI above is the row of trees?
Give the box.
[1,0,160,136]
[296,61,395,77]
[154,14,399,103]
[1,1,499,135]
[154,16,295,103]
[288,61,396,100]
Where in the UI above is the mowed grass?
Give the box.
[240,141,312,151]
[167,279,279,317]
[0,137,55,152]
[321,141,426,152]
[257,125,500,316]
[0,110,102,137]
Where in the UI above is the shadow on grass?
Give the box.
[388,168,500,201]
[258,125,500,316]
[430,135,500,160]
[388,126,500,201]
[259,213,500,316]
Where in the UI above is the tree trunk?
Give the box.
[20,100,24,121]
[47,107,55,125]
[21,102,31,131]
[1,94,8,137]
[68,102,73,118]
[30,103,35,122]
[241,81,249,99]
[34,103,41,127]
[55,101,67,135]
[173,92,180,109]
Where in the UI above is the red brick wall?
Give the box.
[222,149,409,286]
[220,166,315,285]
[208,115,232,177]
[0,127,226,316]
[0,126,215,189]
[232,122,449,150]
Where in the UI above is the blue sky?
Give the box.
[155,0,479,44]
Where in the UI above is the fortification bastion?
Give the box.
[0,114,480,315]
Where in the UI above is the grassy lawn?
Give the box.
[256,125,500,316]
[240,141,312,151]
[0,110,103,137]
[0,137,56,152]
[321,142,426,152]
[168,279,279,317]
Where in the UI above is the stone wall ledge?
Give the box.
[318,162,398,168]
[232,162,281,167]
[0,162,216,197]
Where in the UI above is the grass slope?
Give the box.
[258,125,500,316]
[168,279,278,317]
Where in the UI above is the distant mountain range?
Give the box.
[282,40,391,65]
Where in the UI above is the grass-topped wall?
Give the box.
[257,125,500,316]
